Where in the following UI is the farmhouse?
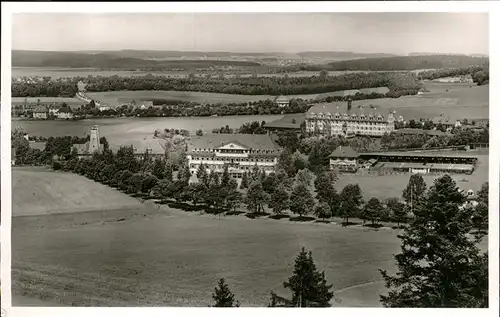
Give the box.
[32,105,48,119]
[431,115,461,129]
[187,134,280,179]
[329,146,359,173]
[56,106,74,119]
[48,104,60,115]
[274,95,290,108]
[306,100,395,137]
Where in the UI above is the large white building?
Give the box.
[306,100,395,137]
[187,134,280,179]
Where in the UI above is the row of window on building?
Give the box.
[191,148,277,154]
[191,156,276,163]
[190,164,274,171]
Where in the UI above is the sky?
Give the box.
[12,13,489,55]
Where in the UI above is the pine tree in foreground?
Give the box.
[281,247,334,307]
[379,175,488,308]
[211,278,240,307]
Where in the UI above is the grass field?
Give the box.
[12,97,87,107]
[85,90,278,106]
[337,151,489,200]
[11,168,488,307]
[12,167,142,216]
[12,204,404,307]
[333,83,489,121]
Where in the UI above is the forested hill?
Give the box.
[11,50,261,69]
[326,55,489,71]
[298,51,398,59]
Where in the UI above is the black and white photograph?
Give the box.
[1,3,497,314]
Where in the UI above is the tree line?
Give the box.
[12,71,422,97]
[324,55,488,71]
[417,64,489,82]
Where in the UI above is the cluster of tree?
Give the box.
[324,55,489,71]
[154,128,190,138]
[317,91,389,104]
[11,128,109,165]
[110,98,310,118]
[471,69,489,86]
[380,126,488,151]
[417,65,488,81]
[301,136,381,173]
[213,176,488,308]
[12,71,422,97]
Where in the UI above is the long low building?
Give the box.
[373,162,475,174]
[359,151,478,165]
[187,134,281,178]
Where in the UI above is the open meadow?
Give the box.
[12,167,142,216]
[11,167,488,307]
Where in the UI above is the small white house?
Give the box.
[32,105,48,119]
[274,95,290,108]
[56,107,74,119]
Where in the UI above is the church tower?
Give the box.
[89,125,101,153]
[347,96,352,112]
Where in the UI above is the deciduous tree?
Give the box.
[245,181,268,214]
[339,184,363,225]
[268,184,290,215]
[361,197,384,226]
[289,183,315,217]
[314,202,332,221]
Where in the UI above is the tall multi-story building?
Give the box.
[305,100,395,137]
[186,134,280,179]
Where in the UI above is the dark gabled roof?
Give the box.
[33,105,48,113]
[275,95,289,102]
[58,106,73,113]
[189,134,279,151]
[329,146,359,159]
